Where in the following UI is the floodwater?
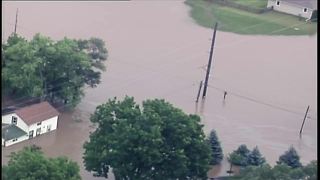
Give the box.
[2,1,317,179]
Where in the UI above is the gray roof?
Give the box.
[2,124,27,141]
[282,0,318,9]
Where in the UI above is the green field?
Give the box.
[232,0,267,9]
[185,0,317,35]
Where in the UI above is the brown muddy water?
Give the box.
[2,1,317,179]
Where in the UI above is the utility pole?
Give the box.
[202,22,218,98]
[299,105,310,137]
[14,8,18,34]
[196,81,203,102]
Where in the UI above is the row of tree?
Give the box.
[2,33,108,107]
[228,144,303,168]
[233,160,317,180]
[228,144,265,167]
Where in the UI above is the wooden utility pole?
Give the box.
[299,105,310,137]
[196,81,203,102]
[202,22,218,98]
[14,8,18,34]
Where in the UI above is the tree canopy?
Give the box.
[2,33,108,107]
[83,96,211,179]
[2,145,81,180]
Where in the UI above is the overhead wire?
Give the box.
[2,7,317,121]
[207,84,316,120]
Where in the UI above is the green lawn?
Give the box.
[232,0,267,9]
[185,0,317,35]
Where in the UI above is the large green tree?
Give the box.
[2,145,81,180]
[277,146,302,168]
[83,96,211,179]
[2,33,107,107]
[208,129,223,165]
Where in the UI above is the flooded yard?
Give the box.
[2,1,317,179]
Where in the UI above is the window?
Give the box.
[29,130,34,139]
[12,116,17,125]
[276,1,280,6]
[303,8,308,13]
[47,125,52,132]
[37,122,42,126]
[36,128,41,136]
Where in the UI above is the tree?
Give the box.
[208,129,223,165]
[302,160,317,180]
[228,144,250,166]
[83,96,211,179]
[231,164,274,180]
[77,37,108,71]
[231,161,317,180]
[235,144,250,158]
[247,146,265,166]
[2,145,81,180]
[2,34,43,97]
[277,146,302,168]
[2,33,107,107]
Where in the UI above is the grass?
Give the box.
[232,0,267,9]
[185,0,317,35]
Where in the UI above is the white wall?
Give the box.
[268,0,313,19]
[2,113,13,124]
[4,134,29,147]
[28,116,58,138]
[2,115,59,146]
[2,113,29,132]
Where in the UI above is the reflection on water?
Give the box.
[2,0,317,179]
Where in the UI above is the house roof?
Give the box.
[282,0,317,9]
[2,124,27,141]
[15,101,59,125]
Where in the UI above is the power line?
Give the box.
[207,84,316,120]
[2,9,316,121]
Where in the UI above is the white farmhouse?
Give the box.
[267,0,317,20]
[2,101,59,147]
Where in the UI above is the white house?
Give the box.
[267,0,317,20]
[2,101,59,147]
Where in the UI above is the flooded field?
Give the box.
[2,1,317,179]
